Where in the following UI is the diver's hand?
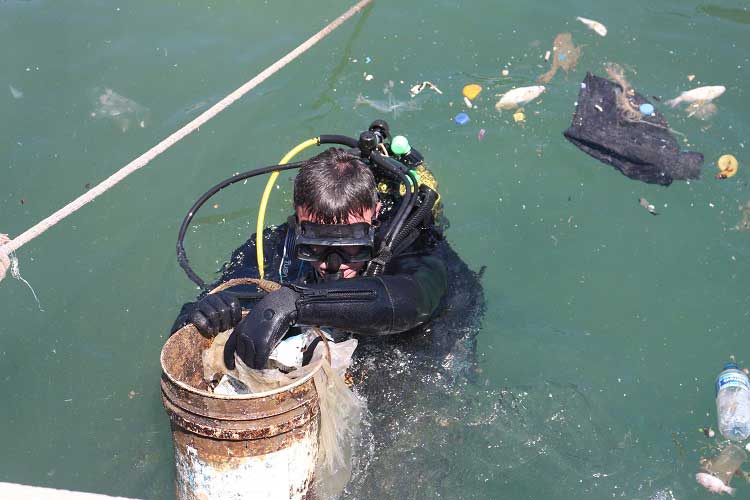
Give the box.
[189,291,242,336]
[223,286,300,369]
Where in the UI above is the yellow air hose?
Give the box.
[256,138,319,278]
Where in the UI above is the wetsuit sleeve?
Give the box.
[293,253,447,335]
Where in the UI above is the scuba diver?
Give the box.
[171,121,478,372]
[171,121,485,497]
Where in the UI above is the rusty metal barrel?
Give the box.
[160,324,322,500]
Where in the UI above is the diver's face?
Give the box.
[295,206,376,280]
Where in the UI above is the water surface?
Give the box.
[1,1,749,498]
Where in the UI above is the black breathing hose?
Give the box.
[389,185,438,253]
[364,152,422,276]
[177,161,307,288]
[319,134,359,148]
[369,152,418,248]
[177,135,360,288]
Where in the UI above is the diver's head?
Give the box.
[293,148,380,280]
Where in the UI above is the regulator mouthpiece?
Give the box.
[324,252,343,281]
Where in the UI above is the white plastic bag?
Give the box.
[201,329,364,497]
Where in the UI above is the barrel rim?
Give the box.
[160,325,324,400]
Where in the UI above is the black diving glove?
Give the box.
[223,286,300,370]
[189,291,242,336]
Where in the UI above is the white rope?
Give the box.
[0,0,372,283]
[0,234,9,281]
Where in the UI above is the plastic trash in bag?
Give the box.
[201,328,365,499]
[564,71,704,186]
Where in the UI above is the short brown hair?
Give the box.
[293,148,378,224]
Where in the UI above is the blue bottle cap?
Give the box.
[639,103,655,116]
[558,53,567,61]
[455,113,470,125]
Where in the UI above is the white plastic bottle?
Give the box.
[715,362,750,442]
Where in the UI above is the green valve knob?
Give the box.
[391,135,411,156]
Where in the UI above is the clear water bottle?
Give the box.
[715,362,750,441]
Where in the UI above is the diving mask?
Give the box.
[293,220,375,265]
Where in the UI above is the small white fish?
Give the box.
[695,472,735,496]
[576,16,607,37]
[9,84,23,99]
[495,86,545,110]
[666,85,726,107]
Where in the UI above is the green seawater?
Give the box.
[1,1,749,498]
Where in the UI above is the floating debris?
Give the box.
[564,72,704,186]
[639,198,658,215]
[495,86,545,110]
[90,87,150,132]
[697,444,746,495]
[716,155,739,179]
[686,101,717,120]
[462,84,482,100]
[512,110,526,123]
[603,63,644,121]
[477,128,486,140]
[639,103,655,116]
[364,74,374,81]
[576,16,608,36]
[354,94,420,116]
[538,33,581,84]
[1,234,43,310]
[409,81,443,97]
[665,85,725,107]
[688,74,696,82]
[463,96,473,108]
[9,84,23,99]
[695,472,735,495]
[700,427,716,438]
[454,113,470,125]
